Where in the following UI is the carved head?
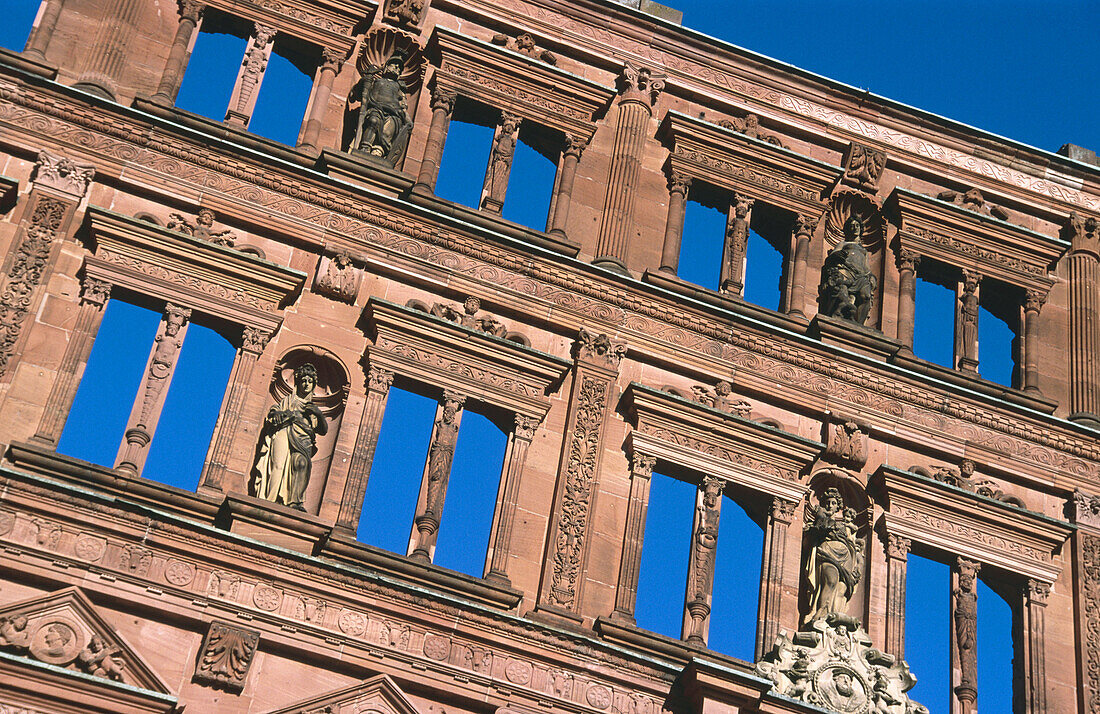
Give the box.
[842,215,863,243]
[3,615,27,631]
[743,113,760,132]
[959,459,975,479]
[957,563,977,591]
[197,209,215,227]
[516,33,536,52]
[714,380,732,396]
[962,188,985,209]
[383,51,406,78]
[834,671,855,697]
[821,487,844,514]
[294,363,319,398]
[463,296,481,315]
[43,623,73,653]
[164,308,188,337]
[702,478,723,508]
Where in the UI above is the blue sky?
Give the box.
[2,2,1088,710]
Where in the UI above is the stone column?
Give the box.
[548,134,587,238]
[884,533,911,659]
[73,0,144,99]
[485,414,539,584]
[951,557,980,714]
[151,0,205,105]
[23,0,64,62]
[683,475,723,646]
[720,193,754,295]
[787,215,816,317]
[1022,579,1049,714]
[408,391,465,562]
[225,24,276,127]
[535,328,624,620]
[1022,290,1046,394]
[411,86,457,196]
[956,270,981,374]
[334,365,393,534]
[610,452,656,623]
[297,48,343,154]
[480,112,521,214]
[658,172,691,274]
[756,496,796,660]
[115,304,191,476]
[199,326,270,492]
[593,63,663,272]
[1066,215,1100,424]
[895,249,920,351]
[32,278,111,445]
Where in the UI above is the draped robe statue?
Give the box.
[252,363,327,511]
[803,487,864,623]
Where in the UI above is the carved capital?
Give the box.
[770,497,797,524]
[80,277,111,307]
[618,62,664,107]
[793,214,817,240]
[431,86,457,114]
[164,303,192,325]
[700,474,724,509]
[367,365,394,394]
[1072,489,1100,528]
[499,111,522,135]
[1025,579,1050,605]
[33,151,95,197]
[731,193,755,219]
[252,23,277,47]
[441,390,466,415]
[1024,289,1047,314]
[630,452,656,479]
[667,171,692,197]
[895,248,921,273]
[885,533,911,560]
[320,47,344,73]
[240,326,270,354]
[195,621,259,692]
[573,327,626,368]
[563,133,588,159]
[961,268,982,295]
[1064,211,1100,255]
[178,0,205,23]
[513,413,539,441]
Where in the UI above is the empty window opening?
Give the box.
[432,407,506,577]
[905,553,950,714]
[976,578,1014,714]
[1,0,38,51]
[57,296,161,467]
[913,265,955,369]
[708,495,763,661]
[175,10,250,122]
[978,284,1020,388]
[247,35,315,145]
[678,183,726,291]
[142,319,235,491]
[356,386,436,553]
[435,98,495,209]
[634,471,695,639]
[742,203,790,312]
[501,123,560,231]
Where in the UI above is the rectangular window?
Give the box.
[678,183,726,291]
[708,495,762,661]
[247,35,315,145]
[175,10,250,122]
[978,283,1020,387]
[634,471,695,639]
[914,266,956,369]
[435,98,495,210]
[976,579,1013,714]
[742,202,791,312]
[905,553,950,714]
[501,123,560,232]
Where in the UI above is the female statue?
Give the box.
[252,363,327,511]
[803,487,864,623]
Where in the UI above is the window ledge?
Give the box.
[217,493,332,556]
[808,313,905,362]
[319,148,415,198]
[890,350,1057,414]
[594,616,757,675]
[641,268,809,333]
[320,530,523,610]
[0,47,57,80]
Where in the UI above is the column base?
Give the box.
[592,256,631,276]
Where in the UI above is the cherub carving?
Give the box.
[166,208,236,247]
[76,634,125,681]
[937,188,1010,221]
[0,615,30,650]
[491,32,557,64]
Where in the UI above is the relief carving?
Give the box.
[76,635,125,680]
[314,250,363,304]
[491,32,557,65]
[1081,533,1100,712]
[233,24,276,118]
[924,459,1027,509]
[842,143,887,191]
[716,112,785,148]
[1064,212,1100,255]
[429,296,508,337]
[937,187,1011,221]
[573,328,626,368]
[684,475,722,645]
[619,62,664,106]
[823,414,869,469]
[166,208,237,247]
[119,544,152,576]
[953,558,980,703]
[383,0,426,28]
[194,621,259,692]
[33,151,94,196]
[1072,489,1100,528]
[690,380,751,417]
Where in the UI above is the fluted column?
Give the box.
[23,0,64,62]
[610,452,656,622]
[720,193,754,295]
[412,86,457,196]
[1022,290,1047,394]
[683,475,723,646]
[884,533,911,658]
[1066,214,1100,424]
[787,215,816,317]
[951,557,980,714]
[548,134,587,238]
[593,63,663,271]
[756,496,796,660]
[334,366,394,534]
[480,112,521,214]
[199,326,270,491]
[1022,579,1050,714]
[408,391,465,562]
[895,250,920,351]
[956,270,981,374]
[115,304,191,476]
[151,0,205,105]
[225,24,276,127]
[659,172,691,274]
[297,48,343,154]
[32,278,112,445]
[486,414,539,584]
[73,0,144,98]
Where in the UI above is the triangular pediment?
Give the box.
[0,586,171,694]
[266,673,423,714]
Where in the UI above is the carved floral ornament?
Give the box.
[573,327,626,368]
[716,111,785,148]
[618,62,664,106]
[32,150,94,197]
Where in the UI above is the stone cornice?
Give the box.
[201,0,374,54]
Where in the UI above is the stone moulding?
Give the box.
[265,673,421,714]
[364,298,571,419]
[201,0,375,54]
[431,27,616,141]
[889,188,1064,293]
[84,207,305,334]
[659,110,843,217]
[621,382,821,502]
[873,465,1071,583]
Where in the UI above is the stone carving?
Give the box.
[33,151,94,197]
[573,328,626,368]
[619,62,664,106]
[383,0,425,28]
[958,269,980,372]
[253,584,282,611]
[233,24,276,118]
[208,570,241,600]
[824,415,869,469]
[137,305,190,432]
[953,558,980,704]
[0,195,66,377]
[491,32,557,65]
[937,187,1010,221]
[194,621,259,692]
[352,30,424,167]
[411,392,464,559]
[482,112,521,213]
[721,193,753,293]
[757,616,928,714]
[824,190,884,249]
[31,518,61,549]
[314,251,363,303]
[716,112,785,148]
[1081,533,1100,712]
[924,459,1027,508]
[818,217,878,325]
[429,296,508,337]
[842,143,887,191]
[0,509,13,537]
[685,476,722,645]
[81,277,112,307]
[253,363,328,511]
[338,610,366,636]
[119,544,152,576]
[0,615,30,650]
[30,620,81,665]
[242,326,272,354]
[294,596,325,624]
[803,488,864,623]
[76,634,124,680]
[166,208,237,247]
[690,380,751,417]
[1064,211,1100,254]
[164,559,195,586]
[1072,490,1100,528]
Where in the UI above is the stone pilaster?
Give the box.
[486,414,539,584]
[1022,289,1047,394]
[334,365,394,534]
[610,452,655,623]
[895,249,921,351]
[720,193,754,295]
[225,24,276,127]
[951,556,980,714]
[548,134,587,238]
[298,48,344,154]
[152,0,205,104]
[412,86,456,195]
[1065,214,1100,425]
[683,475,723,646]
[409,391,465,562]
[1022,579,1049,714]
[787,215,816,318]
[756,496,796,660]
[884,533,910,659]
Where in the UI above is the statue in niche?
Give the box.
[252,363,328,511]
[803,487,864,623]
[818,216,877,325]
[353,50,412,167]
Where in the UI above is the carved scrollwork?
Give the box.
[618,62,663,106]
[33,151,94,197]
[841,142,887,191]
[716,112,785,148]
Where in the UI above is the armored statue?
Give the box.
[353,51,412,167]
[803,487,864,624]
[252,363,327,511]
[818,217,877,325]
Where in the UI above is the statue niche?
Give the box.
[818,216,878,326]
[803,486,865,624]
[347,30,424,169]
[251,348,347,512]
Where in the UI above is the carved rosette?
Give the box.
[194,621,259,692]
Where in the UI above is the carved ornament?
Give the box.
[383,0,426,28]
[80,277,112,307]
[166,208,238,248]
[689,380,751,417]
[618,62,664,106]
[716,112,785,148]
[314,250,363,303]
[32,151,94,197]
[938,187,1010,221]
[491,32,556,65]
[194,621,259,692]
[1080,533,1100,712]
[841,142,887,191]
[1064,211,1100,256]
[1072,489,1100,529]
[823,413,869,469]
[428,296,508,338]
[573,328,626,369]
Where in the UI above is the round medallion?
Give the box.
[586,685,612,709]
[338,610,366,636]
[73,534,106,562]
[164,559,195,586]
[814,664,869,714]
[505,659,532,684]
[253,584,282,611]
[30,620,82,665]
[422,633,450,661]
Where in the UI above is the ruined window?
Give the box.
[976,580,1013,714]
[175,10,250,122]
[435,99,495,209]
[246,34,314,145]
[357,386,436,552]
[678,185,725,291]
[634,471,694,639]
[977,284,1020,387]
[432,408,506,578]
[742,203,789,312]
[501,124,559,231]
[913,264,956,369]
[708,496,763,661]
[905,553,950,714]
[0,0,38,51]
